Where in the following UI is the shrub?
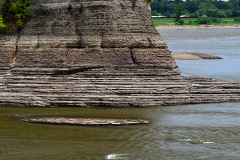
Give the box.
[151,10,159,16]
[175,19,184,25]
[188,20,192,25]
[0,0,31,32]
[212,18,222,23]
[234,17,240,22]
[197,17,212,25]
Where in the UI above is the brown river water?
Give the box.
[0,29,240,160]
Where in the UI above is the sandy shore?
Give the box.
[172,52,201,60]
[156,25,240,30]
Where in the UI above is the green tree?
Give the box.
[199,2,217,10]
[232,10,240,17]
[152,10,159,16]
[225,9,233,17]
[229,0,239,10]
[216,10,227,18]
[150,0,239,18]
[0,0,31,32]
[175,3,185,21]
[205,9,218,17]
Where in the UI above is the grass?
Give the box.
[153,18,240,26]
[218,18,240,26]
[33,44,40,50]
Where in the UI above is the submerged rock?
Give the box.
[22,117,150,126]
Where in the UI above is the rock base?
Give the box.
[0,66,240,107]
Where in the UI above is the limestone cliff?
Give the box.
[25,0,163,49]
[0,0,239,107]
[1,0,175,69]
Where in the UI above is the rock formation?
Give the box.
[0,0,240,107]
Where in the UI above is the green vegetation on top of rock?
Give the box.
[0,0,31,32]
[0,15,7,32]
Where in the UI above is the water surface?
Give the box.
[159,28,240,81]
[1,103,240,160]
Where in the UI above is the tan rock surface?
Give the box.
[171,52,202,60]
[172,52,222,60]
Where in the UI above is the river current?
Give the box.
[0,29,240,160]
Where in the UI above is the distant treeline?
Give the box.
[151,0,240,18]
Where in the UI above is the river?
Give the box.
[0,28,240,160]
[159,28,240,81]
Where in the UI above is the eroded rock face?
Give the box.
[0,0,172,68]
[23,0,162,49]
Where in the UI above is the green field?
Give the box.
[153,18,240,26]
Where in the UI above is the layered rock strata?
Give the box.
[1,67,240,107]
[0,0,240,107]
